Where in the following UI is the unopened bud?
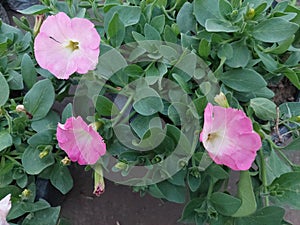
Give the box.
[39,150,49,158]
[90,121,101,131]
[33,14,45,37]
[245,8,255,20]
[214,92,229,108]
[16,105,26,112]
[114,161,127,170]
[93,164,105,197]
[20,189,31,200]
[61,156,71,165]
[39,146,52,158]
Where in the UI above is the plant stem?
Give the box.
[3,109,13,134]
[259,149,269,206]
[207,177,214,199]
[112,95,134,127]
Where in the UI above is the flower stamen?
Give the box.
[66,40,79,51]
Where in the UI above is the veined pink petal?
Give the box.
[200,103,262,171]
[56,117,106,165]
[71,18,100,49]
[34,12,100,79]
[0,194,11,225]
[39,12,72,43]
[34,33,77,79]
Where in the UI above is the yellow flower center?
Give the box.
[207,132,218,142]
[66,40,79,51]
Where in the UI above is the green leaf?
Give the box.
[144,23,161,40]
[163,25,177,43]
[233,171,257,217]
[104,6,141,28]
[31,110,60,132]
[50,164,73,194]
[133,87,164,116]
[219,69,267,92]
[21,53,37,89]
[279,102,300,118]
[282,137,300,151]
[61,103,73,123]
[172,73,192,94]
[205,19,239,32]
[22,206,60,225]
[235,206,285,225]
[263,35,295,54]
[0,72,9,106]
[27,130,55,148]
[180,198,205,223]
[0,131,12,152]
[96,95,119,117]
[130,115,162,139]
[255,49,278,72]
[7,199,50,220]
[22,147,55,175]
[253,18,299,43]
[176,2,196,33]
[283,68,300,89]
[7,70,24,90]
[23,79,55,120]
[210,192,242,216]
[194,0,221,27]
[150,15,165,34]
[187,171,201,192]
[168,169,186,186]
[198,38,211,58]
[225,40,251,68]
[108,13,125,48]
[18,5,50,15]
[269,172,300,209]
[157,181,186,203]
[265,149,292,185]
[250,98,277,121]
[206,164,229,180]
[219,0,232,18]
[217,43,233,59]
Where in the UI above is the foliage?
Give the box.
[0,0,300,224]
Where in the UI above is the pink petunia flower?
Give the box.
[0,194,11,225]
[34,12,100,79]
[56,116,106,165]
[200,103,262,171]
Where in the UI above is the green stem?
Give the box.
[3,109,13,134]
[112,95,134,127]
[207,177,214,199]
[259,149,269,206]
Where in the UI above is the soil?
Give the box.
[60,166,184,225]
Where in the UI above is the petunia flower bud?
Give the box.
[93,165,105,197]
[245,8,255,20]
[16,105,26,112]
[33,14,44,37]
[20,189,31,200]
[61,156,71,166]
[214,92,229,108]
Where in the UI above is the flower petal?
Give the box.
[34,33,76,79]
[0,194,11,225]
[200,103,261,171]
[34,12,100,79]
[56,117,106,165]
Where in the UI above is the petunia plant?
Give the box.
[0,0,299,224]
